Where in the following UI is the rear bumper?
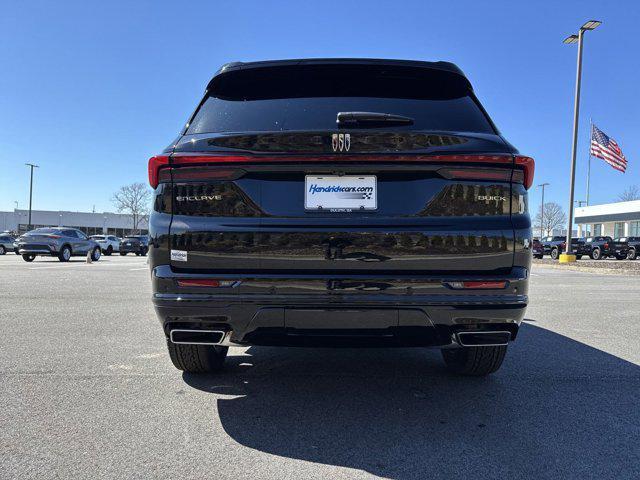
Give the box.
[151,265,528,348]
[18,246,57,255]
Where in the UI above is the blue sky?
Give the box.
[1,0,638,216]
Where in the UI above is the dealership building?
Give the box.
[0,209,148,237]
[574,200,640,238]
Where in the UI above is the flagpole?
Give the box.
[586,119,592,205]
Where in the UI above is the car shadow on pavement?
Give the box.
[183,323,640,479]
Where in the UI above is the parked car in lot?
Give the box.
[119,235,148,256]
[0,234,16,255]
[90,235,120,255]
[147,58,535,376]
[578,236,613,260]
[16,227,101,262]
[540,236,566,260]
[0,234,15,255]
[610,236,640,260]
[532,238,543,259]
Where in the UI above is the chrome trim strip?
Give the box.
[169,329,226,345]
[456,330,511,347]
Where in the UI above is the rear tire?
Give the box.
[105,246,113,256]
[628,248,637,260]
[91,247,101,261]
[575,255,582,260]
[550,248,559,260]
[120,252,127,256]
[533,254,543,259]
[591,248,601,260]
[0,245,5,255]
[22,254,35,262]
[58,246,71,262]
[441,345,507,376]
[167,341,228,373]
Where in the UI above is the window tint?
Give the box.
[189,65,494,134]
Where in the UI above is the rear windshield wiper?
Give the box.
[336,111,414,128]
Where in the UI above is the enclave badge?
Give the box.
[331,133,351,152]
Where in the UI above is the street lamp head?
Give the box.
[563,34,579,44]
[581,20,602,31]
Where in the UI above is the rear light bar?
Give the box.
[148,153,535,189]
[439,167,512,183]
[444,281,508,290]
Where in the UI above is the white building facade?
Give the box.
[0,209,148,237]
[574,200,640,238]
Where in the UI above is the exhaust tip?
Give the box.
[456,331,511,347]
[169,329,225,345]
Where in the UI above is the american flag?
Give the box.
[590,124,627,173]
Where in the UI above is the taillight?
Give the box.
[148,155,170,188]
[604,243,609,249]
[149,153,535,188]
[45,234,61,239]
[444,281,508,290]
[515,156,535,189]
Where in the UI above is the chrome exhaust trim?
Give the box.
[169,329,227,345]
[456,331,511,347]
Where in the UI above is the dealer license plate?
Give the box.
[305,175,377,212]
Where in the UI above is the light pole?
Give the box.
[560,20,601,262]
[538,183,550,238]
[25,163,39,230]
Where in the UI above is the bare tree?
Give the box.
[533,202,567,237]
[617,185,640,202]
[112,183,152,234]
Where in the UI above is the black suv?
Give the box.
[610,236,640,260]
[579,236,613,260]
[148,59,534,376]
[119,235,148,256]
[540,235,566,260]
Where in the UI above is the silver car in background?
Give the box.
[0,234,15,255]
[17,227,101,262]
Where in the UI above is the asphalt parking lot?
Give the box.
[1,254,639,479]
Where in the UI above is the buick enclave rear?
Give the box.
[148,59,534,376]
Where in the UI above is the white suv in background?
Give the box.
[90,235,120,256]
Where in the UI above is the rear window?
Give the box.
[188,65,495,134]
[25,228,60,236]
